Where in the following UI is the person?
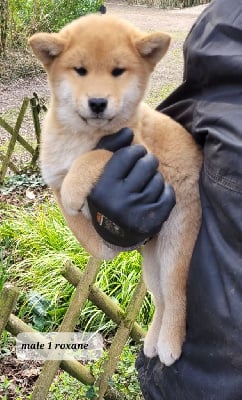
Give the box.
[88,0,242,398]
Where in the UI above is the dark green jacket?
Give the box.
[136,0,242,398]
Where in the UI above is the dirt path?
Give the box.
[0,3,207,114]
[106,1,206,31]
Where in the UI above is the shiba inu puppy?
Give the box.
[29,14,202,366]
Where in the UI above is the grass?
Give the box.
[0,200,153,333]
[0,197,148,398]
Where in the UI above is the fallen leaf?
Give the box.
[26,190,36,200]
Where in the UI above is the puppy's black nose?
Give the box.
[88,98,107,114]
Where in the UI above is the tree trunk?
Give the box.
[0,0,8,56]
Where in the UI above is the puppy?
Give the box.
[29,14,202,366]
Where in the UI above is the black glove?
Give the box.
[88,128,176,249]
[95,127,134,151]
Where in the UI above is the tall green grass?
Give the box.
[0,201,153,333]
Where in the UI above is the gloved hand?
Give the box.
[88,128,176,249]
[95,126,134,151]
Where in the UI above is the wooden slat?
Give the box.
[97,277,147,399]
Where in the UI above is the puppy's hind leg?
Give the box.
[142,239,164,359]
[157,258,187,366]
[156,205,199,366]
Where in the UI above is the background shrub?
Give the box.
[1,0,104,54]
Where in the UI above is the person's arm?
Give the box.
[88,128,176,248]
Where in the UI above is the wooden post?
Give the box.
[0,0,8,56]
[30,95,41,166]
[0,283,19,336]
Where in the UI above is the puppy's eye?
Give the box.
[112,68,126,77]
[74,67,87,76]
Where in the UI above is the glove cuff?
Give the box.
[87,197,150,250]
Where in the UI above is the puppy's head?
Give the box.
[29,15,170,133]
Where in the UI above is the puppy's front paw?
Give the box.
[60,169,91,216]
[157,332,182,366]
[60,188,82,216]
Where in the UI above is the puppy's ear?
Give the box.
[28,32,67,67]
[135,32,170,67]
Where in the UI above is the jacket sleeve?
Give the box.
[136,1,242,398]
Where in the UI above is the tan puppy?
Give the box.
[29,14,202,366]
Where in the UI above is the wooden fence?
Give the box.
[127,0,209,7]
[0,93,46,183]
[0,259,147,399]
